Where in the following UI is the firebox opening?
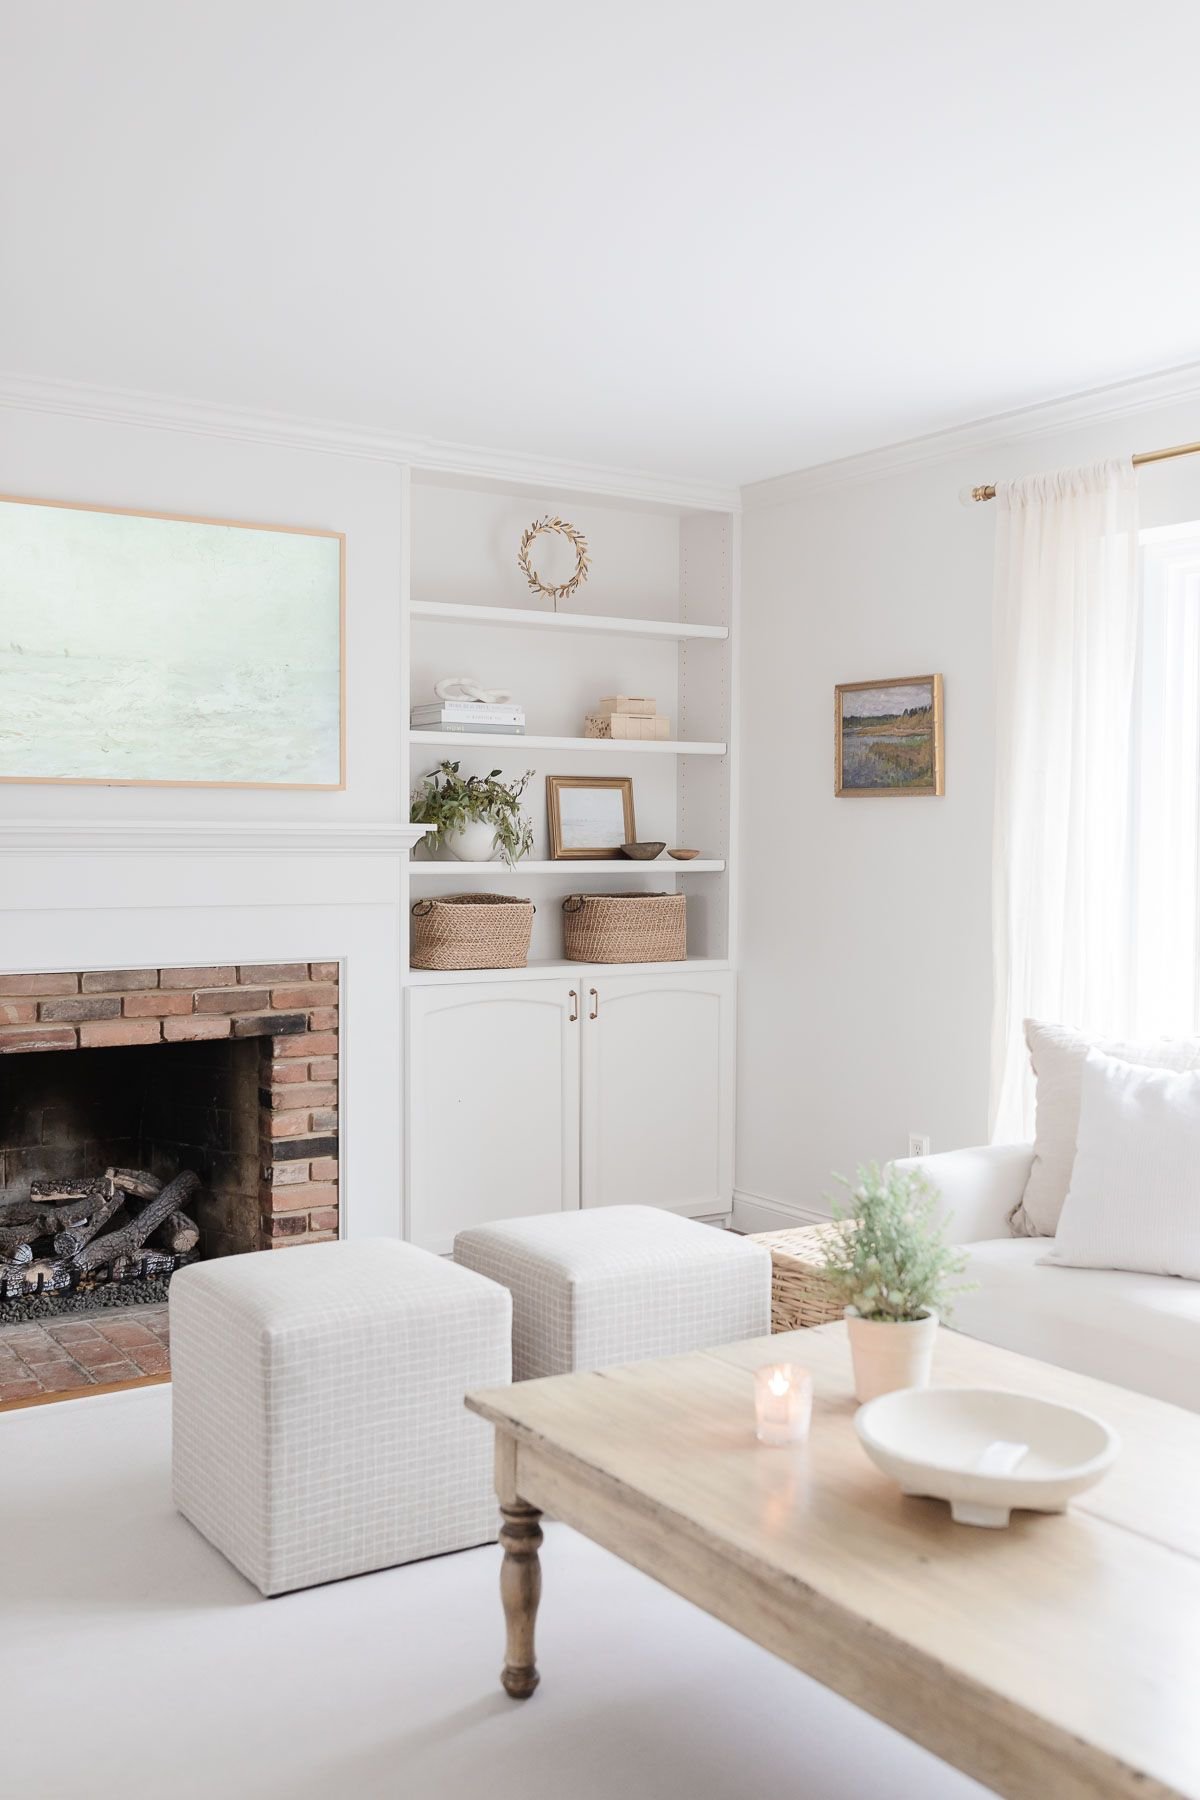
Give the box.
[0,1037,263,1264]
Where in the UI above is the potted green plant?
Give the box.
[411,761,535,866]
[823,1163,972,1402]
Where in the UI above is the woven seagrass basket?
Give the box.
[749,1222,845,1331]
[410,894,534,971]
[561,892,686,964]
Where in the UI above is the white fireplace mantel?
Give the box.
[0,827,424,1242]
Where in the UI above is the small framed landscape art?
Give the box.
[835,674,944,797]
[0,494,345,789]
[547,775,635,858]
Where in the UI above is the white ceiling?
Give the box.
[5,1,1200,487]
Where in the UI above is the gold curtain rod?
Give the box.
[969,438,1200,502]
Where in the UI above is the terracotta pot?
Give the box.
[845,1308,938,1404]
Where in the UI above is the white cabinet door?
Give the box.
[579,971,735,1217]
[406,981,581,1252]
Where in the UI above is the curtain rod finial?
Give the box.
[960,483,997,506]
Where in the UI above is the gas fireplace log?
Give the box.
[0,1176,112,1247]
[53,1178,126,1259]
[152,1210,200,1255]
[108,1247,178,1280]
[0,1243,34,1270]
[107,1168,164,1202]
[74,1169,201,1271]
[17,1258,73,1295]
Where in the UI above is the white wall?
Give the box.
[0,406,404,821]
[735,390,1200,1226]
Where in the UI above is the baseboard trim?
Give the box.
[731,1188,831,1234]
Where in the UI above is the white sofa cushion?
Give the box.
[951,1238,1200,1411]
[1042,1049,1200,1279]
[1012,1019,1200,1237]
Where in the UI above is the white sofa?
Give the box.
[893,1145,1200,1413]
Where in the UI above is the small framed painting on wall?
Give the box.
[835,675,944,797]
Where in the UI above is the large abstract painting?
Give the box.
[0,496,344,788]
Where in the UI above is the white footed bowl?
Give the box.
[855,1386,1119,1528]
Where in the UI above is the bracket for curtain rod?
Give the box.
[965,438,1200,503]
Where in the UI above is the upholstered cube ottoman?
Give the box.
[170,1239,511,1596]
[454,1205,770,1380]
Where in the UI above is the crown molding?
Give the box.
[742,359,1200,510]
[0,372,739,515]
[0,819,428,856]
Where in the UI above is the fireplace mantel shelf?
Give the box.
[0,821,429,857]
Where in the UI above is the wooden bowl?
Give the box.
[668,848,700,861]
[619,841,666,860]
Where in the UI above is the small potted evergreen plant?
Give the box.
[411,761,535,866]
[823,1163,971,1403]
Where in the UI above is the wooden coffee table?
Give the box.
[466,1322,1200,1800]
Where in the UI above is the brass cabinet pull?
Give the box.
[568,989,579,1023]
[588,987,599,1021]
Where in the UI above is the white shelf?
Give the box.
[410,858,726,876]
[404,956,733,987]
[411,599,728,642]
[409,730,726,756]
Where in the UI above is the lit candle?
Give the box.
[754,1363,813,1445]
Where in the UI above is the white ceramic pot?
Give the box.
[845,1308,938,1404]
[447,820,500,863]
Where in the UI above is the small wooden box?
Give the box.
[585,712,671,740]
[598,695,657,716]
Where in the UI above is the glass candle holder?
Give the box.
[754,1362,813,1445]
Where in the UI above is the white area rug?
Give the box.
[1,1386,994,1800]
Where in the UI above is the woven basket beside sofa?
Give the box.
[749,1222,844,1330]
[562,892,685,964]
[411,894,534,971]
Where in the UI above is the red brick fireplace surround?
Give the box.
[0,962,339,1252]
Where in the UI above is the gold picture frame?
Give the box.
[835,674,944,797]
[0,492,346,790]
[546,775,636,858]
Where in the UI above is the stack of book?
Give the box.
[411,700,526,736]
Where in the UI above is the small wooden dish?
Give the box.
[668,848,700,861]
[619,841,666,860]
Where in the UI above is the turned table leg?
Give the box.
[499,1500,543,1699]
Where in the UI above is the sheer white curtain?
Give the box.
[989,460,1141,1142]
[1132,523,1200,1037]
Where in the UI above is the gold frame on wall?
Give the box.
[546,775,636,859]
[834,674,944,797]
[0,493,347,791]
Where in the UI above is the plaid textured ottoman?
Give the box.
[453,1205,770,1381]
[170,1239,511,1596]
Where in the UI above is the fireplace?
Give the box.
[0,962,339,1316]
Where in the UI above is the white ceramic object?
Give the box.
[434,676,513,704]
[447,820,501,862]
[855,1386,1119,1528]
[845,1309,938,1403]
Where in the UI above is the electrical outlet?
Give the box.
[907,1133,932,1158]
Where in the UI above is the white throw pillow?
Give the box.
[1040,1048,1200,1279]
[1011,1020,1200,1237]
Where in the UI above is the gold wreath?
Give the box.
[517,515,591,605]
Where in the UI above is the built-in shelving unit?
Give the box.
[400,469,741,1244]
[401,470,738,975]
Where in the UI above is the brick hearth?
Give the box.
[0,961,339,1251]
